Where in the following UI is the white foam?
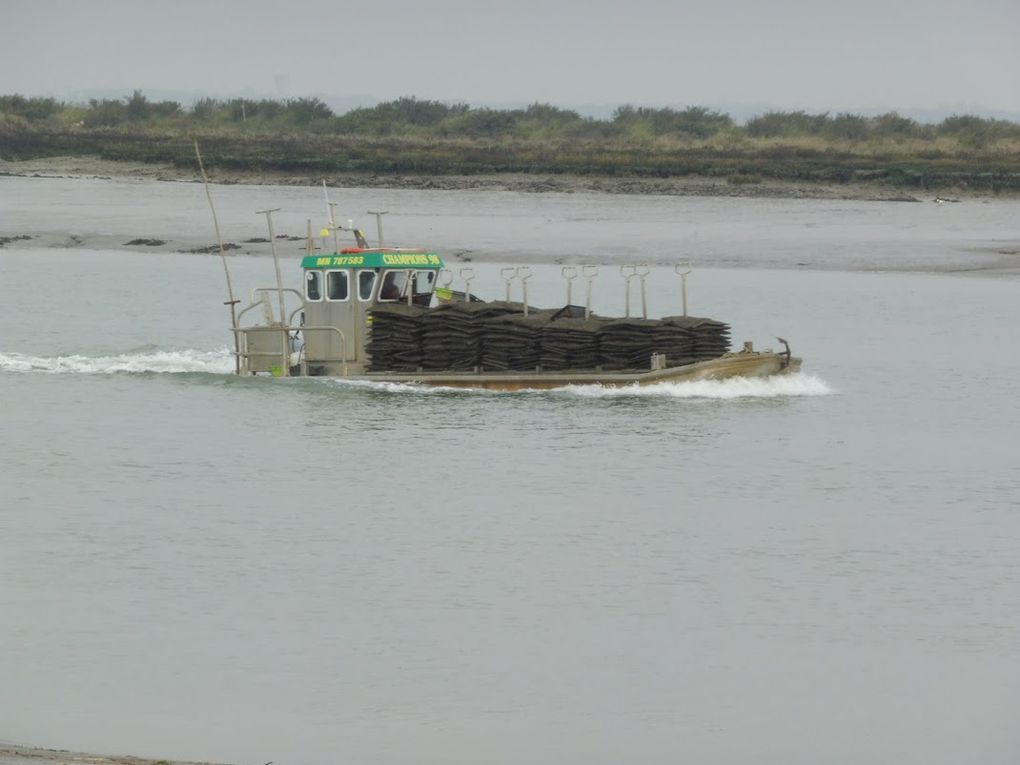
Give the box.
[321,373,834,399]
[0,349,234,375]
[559,373,834,399]
[319,378,485,395]
[3,351,833,399]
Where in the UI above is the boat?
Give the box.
[227,227,801,390]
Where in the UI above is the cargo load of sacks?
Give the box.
[367,302,730,373]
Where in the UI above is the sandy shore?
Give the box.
[0,745,227,765]
[0,155,946,202]
[0,231,309,262]
[2,156,1017,273]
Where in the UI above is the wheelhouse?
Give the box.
[299,248,444,374]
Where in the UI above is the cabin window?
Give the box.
[414,270,437,296]
[378,270,410,302]
[305,270,323,301]
[326,270,349,301]
[357,269,377,301]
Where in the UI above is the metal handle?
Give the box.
[561,266,578,307]
[582,265,599,319]
[674,261,692,317]
[500,266,517,301]
[518,266,532,316]
[459,267,475,302]
[635,262,650,319]
[619,264,638,318]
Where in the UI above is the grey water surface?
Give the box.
[1,178,1019,765]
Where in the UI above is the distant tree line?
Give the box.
[3,91,1019,150]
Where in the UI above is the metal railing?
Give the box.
[236,287,303,325]
[231,324,348,377]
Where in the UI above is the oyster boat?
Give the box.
[230,241,802,390]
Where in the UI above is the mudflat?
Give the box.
[2,158,1017,274]
[0,746,227,765]
[0,155,947,202]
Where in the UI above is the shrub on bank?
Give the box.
[3,92,1019,191]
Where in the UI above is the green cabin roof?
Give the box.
[301,250,443,269]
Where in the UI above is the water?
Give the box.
[2,178,1020,765]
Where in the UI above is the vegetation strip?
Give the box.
[3,93,1019,192]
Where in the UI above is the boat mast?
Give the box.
[256,208,289,377]
[323,180,335,228]
[256,207,288,327]
[194,141,240,374]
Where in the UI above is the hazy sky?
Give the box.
[2,0,1019,115]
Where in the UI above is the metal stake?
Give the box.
[582,265,599,319]
[561,266,578,307]
[674,261,692,317]
[620,264,637,318]
[518,266,532,316]
[459,267,475,302]
[500,266,517,301]
[636,263,650,319]
[367,210,389,248]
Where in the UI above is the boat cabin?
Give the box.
[296,248,443,375]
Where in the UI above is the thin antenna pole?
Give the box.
[256,208,286,324]
[367,210,389,248]
[328,203,339,253]
[257,207,288,378]
[323,180,335,227]
[194,140,240,374]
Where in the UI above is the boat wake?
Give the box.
[0,348,234,375]
[1,349,833,400]
[322,373,834,399]
[559,373,834,399]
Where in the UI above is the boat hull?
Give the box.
[341,351,801,391]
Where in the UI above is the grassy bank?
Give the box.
[3,93,1020,193]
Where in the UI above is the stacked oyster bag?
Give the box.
[596,318,663,370]
[651,320,697,367]
[539,316,604,370]
[365,304,427,371]
[420,301,518,370]
[367,294,733,374]
[661,316,731,360]
[480,308,557,371]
